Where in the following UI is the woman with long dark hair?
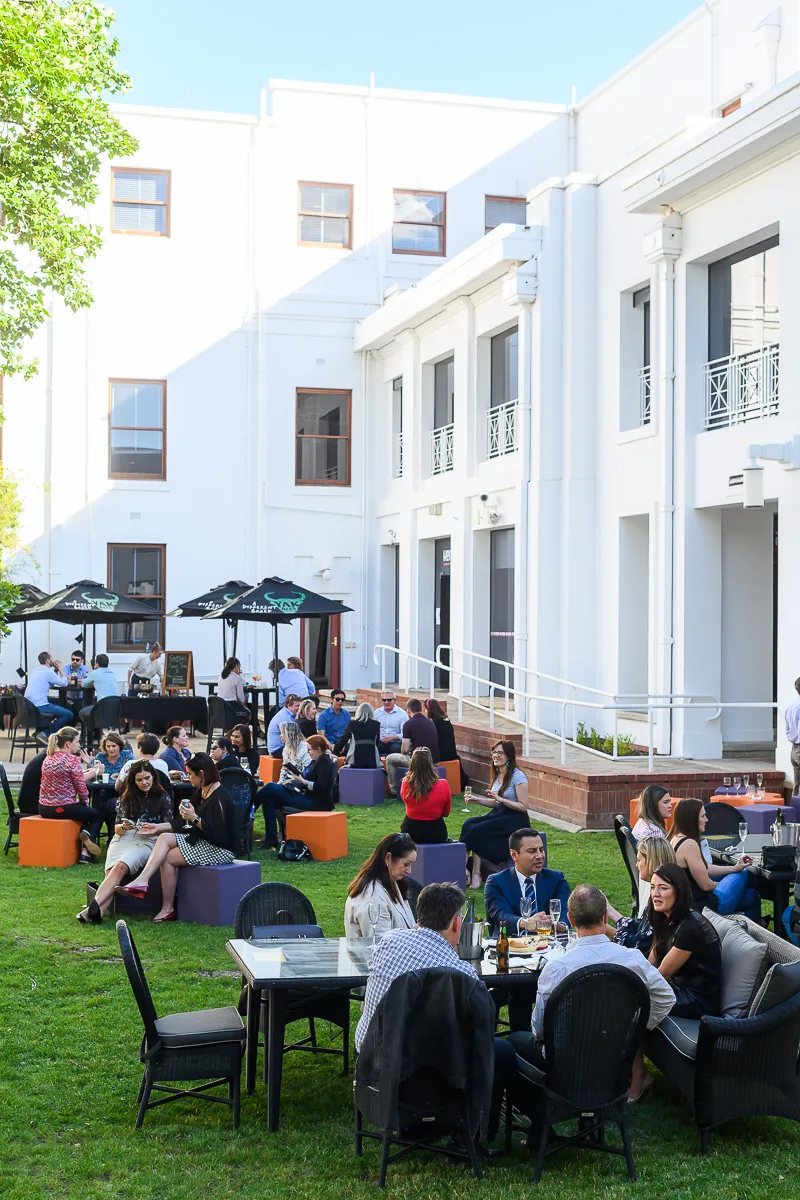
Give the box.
[670,798,758,916]
[459,739,532,888]
[631,785,672,842]
[648,862,722,1017]
[606,836,677,954]
[228,723,260,775]
[116,752,238,923]
[400,747,451,844]
[425,697,469,788]
[345,832,417,939]
[76,762,172,924]
[217,656,251,723]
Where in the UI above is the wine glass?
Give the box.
[252,673,261,684]
[567,929,579,952]
[520,894,534,939]
[756,773,764,788]
[549,898,562,934]
[462,785,473,813]
[733,775,742,793]
[739,821,748,853]
[367,901,379,945]
[723,776,732,793]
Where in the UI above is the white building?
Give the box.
[6,0,800,778]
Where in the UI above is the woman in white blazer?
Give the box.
[344,832,417,939]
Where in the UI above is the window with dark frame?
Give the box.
[111,168,170,236]
[490,327,519,408]
[392,190,445,255]
[295,389,351,486]
[298,182,353,248]
[485,196,526,233]
[109,380,166,479]
[107,544,165,652]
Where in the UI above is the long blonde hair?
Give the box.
[404,747,439,799]
[47,726,79,756]
[637,836,676,876]
[281,721,307,765]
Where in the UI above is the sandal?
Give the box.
[152,910,177,923]
[628,1072,654,1104]
[115,882,148,898]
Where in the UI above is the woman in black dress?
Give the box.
[334,702,382,767]
[648,862,722,1017]
[425,698,469,788]
[459,740,532,887]
[228,723,261,775]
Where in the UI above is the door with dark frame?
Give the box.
[300,613,341,691]
[434,538,451,690]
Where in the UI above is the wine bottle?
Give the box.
[496,923,509,972]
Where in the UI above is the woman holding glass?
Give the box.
[460,740,533,889]
[344,832,417,939]
[669,798,759,918]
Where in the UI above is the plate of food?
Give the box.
[508,937,551,955]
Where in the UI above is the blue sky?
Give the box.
[110,0,701,113]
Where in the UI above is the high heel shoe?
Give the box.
[152,910,177,923]
[86,898,102,924]
[116,882,148,898]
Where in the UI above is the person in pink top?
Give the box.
[38,726,104,863]
[631,785,672,844]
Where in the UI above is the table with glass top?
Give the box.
[226,935,549,1132]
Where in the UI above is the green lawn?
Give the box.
[2,799,799,1199]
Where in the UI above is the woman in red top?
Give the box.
[400,747,451,844]
[38,726,104,862]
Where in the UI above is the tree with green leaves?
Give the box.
[0,0,138,379]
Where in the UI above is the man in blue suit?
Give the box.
[484,828,572,1031]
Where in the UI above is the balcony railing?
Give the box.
[430,423,454,475]
[638,366,651,426]
[487,400,518,457]
[705,344,779,430]
[393,431,403,478]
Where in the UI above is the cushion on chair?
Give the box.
[749,960,800,1016]
[702,908,735,943]
[155,1005,245,1048]
[719,923,769,1017]
[514,1054,546,1085]
[655,1015,700,1061]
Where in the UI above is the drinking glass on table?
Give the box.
[733,775,742,792]
[567,929,579,952]
[723,776,732,792]
[739,821,748,853]
[549,899,562,933]
[756,773,764,789]
[536,912,552,940]
[462,785,473,813]
[520,895,534,937]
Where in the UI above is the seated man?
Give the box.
[64,650,89,715]
[385,698,440,797]
[277,657,315,706]
[316,689,351,744]
[266,694,302,758]
[356,882,515,1148]
[510,884,675,1106]
[484,828,571,1032]
[24,650,71,734]
[78,654,120,728]
[17,748,46,815]
[375,691,406,759]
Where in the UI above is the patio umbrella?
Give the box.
[7,584,49,676]
[167,580,252,659]
[8,578,165,665]
[201,576,352,684]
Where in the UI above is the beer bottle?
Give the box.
[496,922,510,972]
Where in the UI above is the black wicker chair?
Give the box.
[513,965,649,1182]
[703,800,742,839]
[219,766,258,856]
[116,919,245,1128]
[1,762,21,855]
[613,815,640,918]
[207,696,243,751]
[645,913,800,1152]
[234,882,351,1080]
[81,696,122,752]
[10,695,49,763]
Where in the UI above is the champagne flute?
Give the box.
[367,901,379,945]
[520,895,534,940]
[739,821,748,853]
[733,775,742,793]
[756,773,763,788]
[723,776,732,793]
[462,785,473,813]
[549,898,562,935]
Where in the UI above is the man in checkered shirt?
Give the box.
[355,882,515,1144]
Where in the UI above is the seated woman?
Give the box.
[210,736,238,772]
[631,784,672,843]
[269,734,338,839]
[217,656,251,724]
[345,832,417,939]
[425,697,469,789]
[400,747,451,845]
[228,723,260,775]
[460,740,532,888]
[160,725,192,777]
[92,731,135,841]
[333,701,382,768]
[648,862,723,1017]
[116,752,238,922]
[256,722,311,848]
[38,727,104,863]
[297,697,318,737]
[76,762,173,923]
[115,732,171,791]
[606,836,677,954]
[670,797,758,918]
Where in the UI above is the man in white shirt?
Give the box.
[24,650,71,733]
[127,643,163,696]
[784,677,800,795]
[375,691,405,756]
[114,733,171,791]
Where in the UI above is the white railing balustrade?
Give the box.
[487,400,518,457]
[638,366,651,426]
[393,431,403,478]
[704,344,779,430]
[430,422,454,474]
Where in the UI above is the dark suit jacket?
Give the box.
[484,865,571,935]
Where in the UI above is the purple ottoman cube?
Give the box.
[177,860,261,926]
[740,805,796,834]
[114,872,164,916]
[409,841,467,888]
[338,767,385,807]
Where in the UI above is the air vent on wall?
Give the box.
[728,474,743,488]
[130,512,142,519]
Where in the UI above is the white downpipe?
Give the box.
[516,298,534,722]
[359,350,369,670]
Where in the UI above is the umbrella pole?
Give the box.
[233,620,238,658]
[273,624,279,684]
[23,621,28,676]
[92,625,97,665]
[222,621,227,663]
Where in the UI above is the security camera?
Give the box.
[479,493,488,502]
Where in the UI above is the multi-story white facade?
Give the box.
[6,0,800,778]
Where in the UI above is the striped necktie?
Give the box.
[524,875,537,910]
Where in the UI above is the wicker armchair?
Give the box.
[644,913,800,1152]
[116,920,245,1128]
[1,762,21,855]
[613,815,640,918]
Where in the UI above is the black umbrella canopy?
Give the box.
[7,579,165,625]
[201,576,353,622]
[7,583,49,619]
[168,580,252,618]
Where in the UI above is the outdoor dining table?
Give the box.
[242,684,278,744]
[227,935,547,1132]
[708,833,795,939]
[118,694,208,736]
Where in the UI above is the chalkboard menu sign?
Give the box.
[162,651,194,694]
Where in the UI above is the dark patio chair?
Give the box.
[207,695,243,751]
[703,800,742,839]
[9,695,49,763]
[513,964,649,1183]
[81,696,122,752]
[1,762,21,855]
[234,882,350,1074]
[116,919,245,1128]
[613,814,640,917]
[219,766,258,857]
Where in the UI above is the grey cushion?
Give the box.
[655,1015,699,1060]
[719,924,769,1017]
[749,960,800,1016]
[155,1005,245,1048]
[702,907,735,943]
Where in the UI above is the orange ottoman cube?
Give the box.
[258,755,281,784]
[18,815,81,867]
[439,760,461,796]
[285,811,347,861]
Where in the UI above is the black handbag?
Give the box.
[277,838,313,862]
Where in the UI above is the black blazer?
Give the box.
[432,717,458,762]
[303,753,337,810]
[173,785,238,854]
[334,718,382,767]
[237,748,260,775]
[297,716,318,738]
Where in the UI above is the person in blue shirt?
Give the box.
[317,690,351,743]
[78,654,120,729]
[267,694,302,756]
[277,657,316,706]
[24,650,71,733]
[64,650,89,704]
